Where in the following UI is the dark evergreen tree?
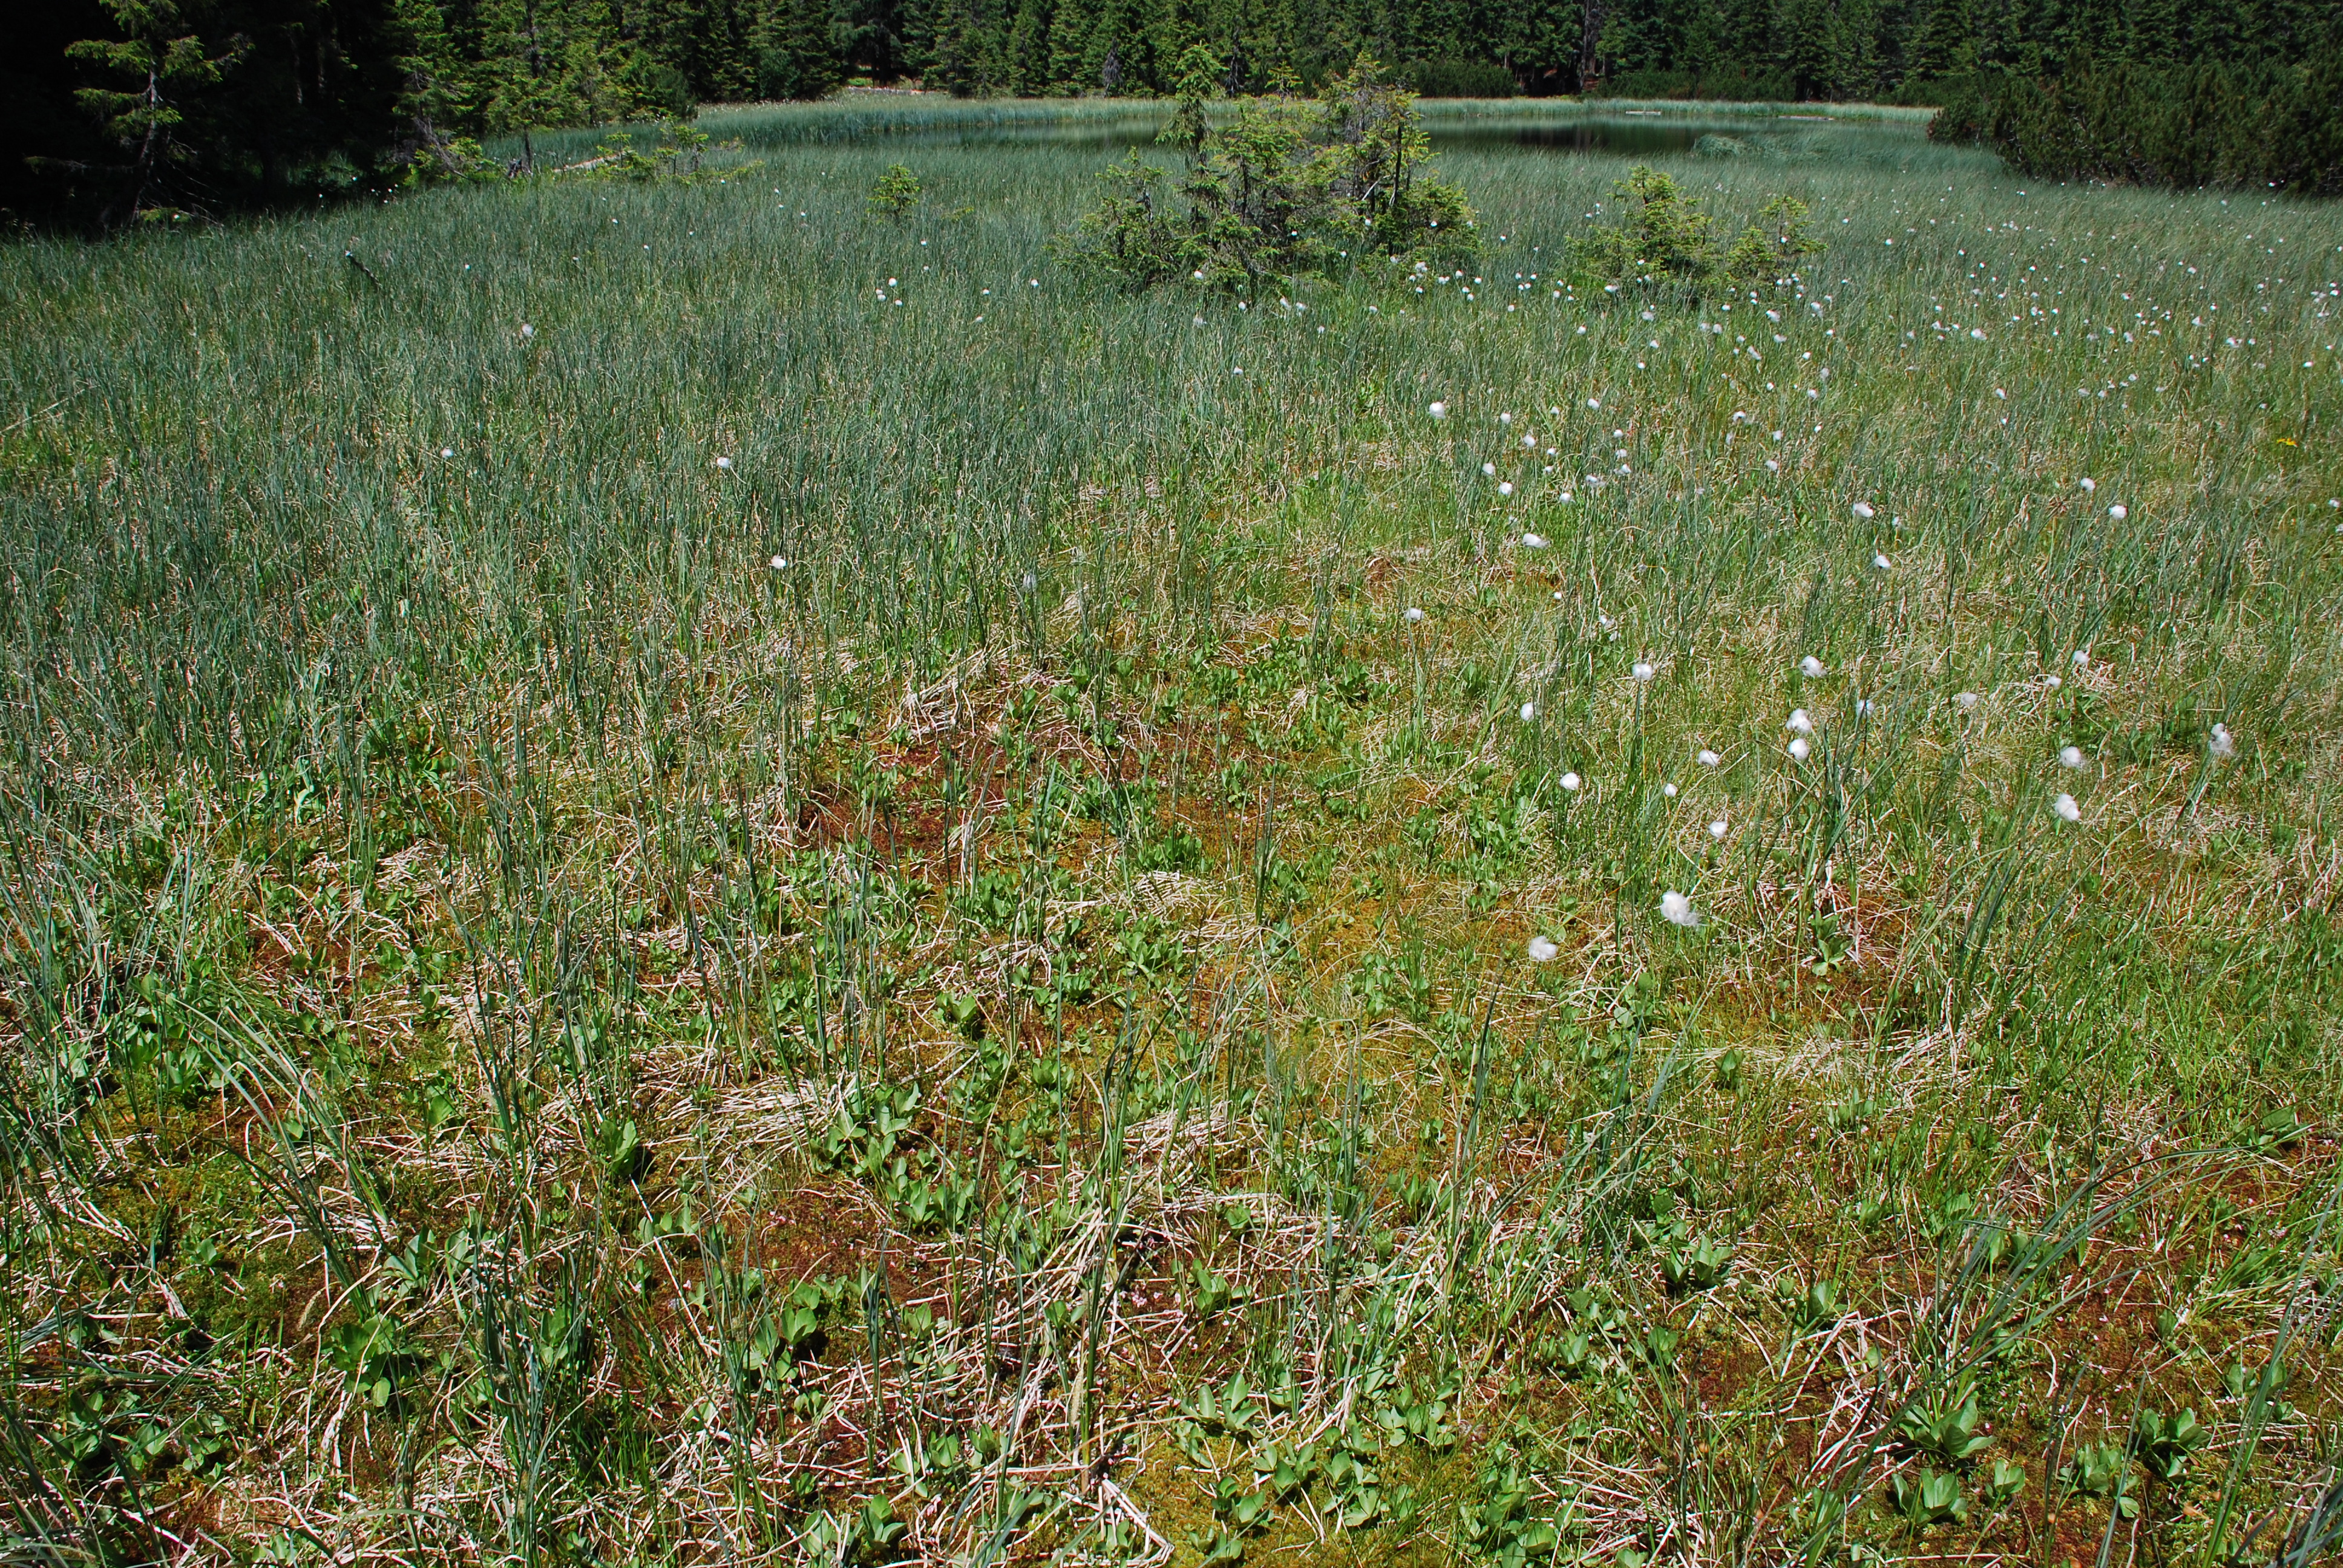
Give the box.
[9,0,2339,227]
[53,0,407,221]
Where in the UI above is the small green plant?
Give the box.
[1190,1260,1250,1317]
[598,1112,650,1187]
[1208,1474,1273,1538]
[1372,1375,1458,1448]
[939,991,986,1039]
[2130,1405,2207,1481]
[399,134,499,188]
[1541,1326,1596,1377]
[1661,1235,1734,1293]
[589,119,732,183]
[1061,53,1475,292]
[1790,1277,1843,1332]
[1568,168,1823,296]
[1895,1380,1993,1464]
[1568,166,1719,289]
[1887,1467,1968,1527]
[1458,1459,1569,1568]
[1722,194,1826,288]
[2255,1106,2310,1150]
[803,1494,907,1564]
[869,163,922,221]
[1178,1370,1260,1449]
[2057,1440,2138,1516]
[324,1292,421,1415]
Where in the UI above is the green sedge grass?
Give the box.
[0,100,2338,1566]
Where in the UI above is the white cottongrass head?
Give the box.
[1660,890,1699,928]
[1631,661,1655,681]
[715,456,733,470]
[2071,648,2091,669]
[1560,771,1582,792]
[1429,401,1447,419]
[2079,477,2096,491]
[1800,655,1827,678]
[2209,722,2235,757]
[1852,501,1875,519]
[1528,935,1559,962]
[1708,818,1729,840]
[1873,552,1892,570]
[1498,481,1515,497]
[1483,462,1497,476]
[1522,532,1548,549]
[1786,708,1814,735]
[1696,748,1721,767]
[1405,606,1424,623]
[1520,702,1537,722]
[769,554,788,571]
[2059,745,2085,769]
[1788,736,1811,761]
[2052,792,2082,823]
[1954,690,1980,711]
[519,322,534,339]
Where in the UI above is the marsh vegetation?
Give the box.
[2,97,2340,1568]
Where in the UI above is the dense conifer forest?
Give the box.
[2,0,2336,225]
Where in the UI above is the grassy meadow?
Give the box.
[4,98,2343,1567]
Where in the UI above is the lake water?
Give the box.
[672,98,1936,171]
[831,114,1869,157]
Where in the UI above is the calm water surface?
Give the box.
[880,114,1852,156]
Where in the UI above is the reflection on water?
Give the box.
[1435,118,1715,155]
[876,113,1875,157]
[906,117,1171,149]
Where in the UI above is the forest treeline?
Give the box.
[3,0,2337,227]
[1927,48,2343,194]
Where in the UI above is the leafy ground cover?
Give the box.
[2,101,2341,1568]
